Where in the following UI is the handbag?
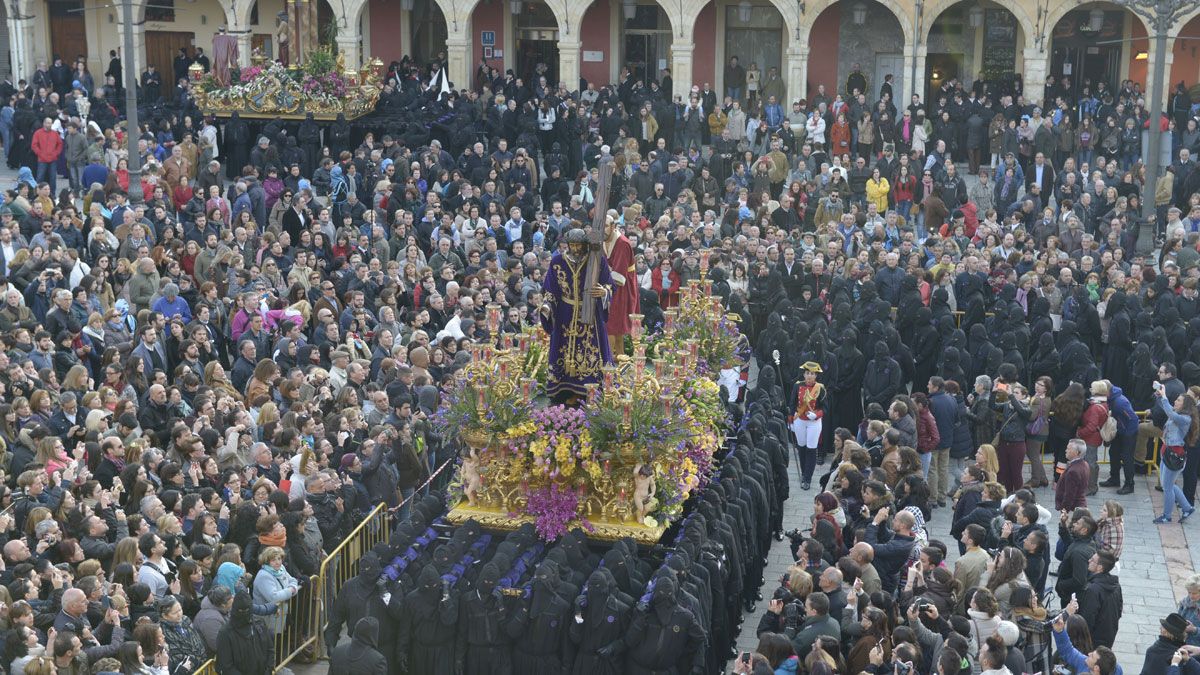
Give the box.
[1026,407,1048,437]
[991,409,1016,447]
[1165,444,1187,471]
[1099,407,1117,443]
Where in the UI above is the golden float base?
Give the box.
[446,501,668,545]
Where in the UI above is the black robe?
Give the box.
[396,566,459,675]
[569,570,632,675]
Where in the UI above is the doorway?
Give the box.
[925,53,962,103]
[515,0,559,85]
[146,31,195,93]
[412,0,449,64]
[516,32,559,86]
[874,53,904,103]
[1051,45,1121,100]
[624,32,666,87]
[48,0,88,66]
[1049,8,1127,100]
[621,3,670,88]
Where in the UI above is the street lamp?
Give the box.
[738,0,752,23]
[852,2,867,25]
[1111,0,1190,221]
[120,0,143,205]
[968,5,984,28]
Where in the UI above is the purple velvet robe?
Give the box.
[540,251,613,398]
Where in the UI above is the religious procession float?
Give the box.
[190,45,383,120]
[436,260,747,545]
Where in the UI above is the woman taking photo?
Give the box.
[1154,387,1200,523]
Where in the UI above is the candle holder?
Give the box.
[585,383,599,404]
[602,365,616,390]
[486,302,502,333]
[521,377,535,401]
[630,314,643,340]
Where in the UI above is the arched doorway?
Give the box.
[923,1,1025,105]
[513,0,558,86]
[724,1,786,105]
[1048,3,1141,102]
[621,2,671,88]
[806,0,906,103]
[412,0,449,65]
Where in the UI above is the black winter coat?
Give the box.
[1078,571,1122,648]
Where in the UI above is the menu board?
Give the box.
[981,9,1017,77]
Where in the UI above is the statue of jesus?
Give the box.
[540,228,614,402]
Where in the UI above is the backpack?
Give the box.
[1098,405,1118,443]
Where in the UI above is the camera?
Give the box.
[894,662,912,675]
[783,528,806,548]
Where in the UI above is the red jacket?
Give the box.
[31,127,63,164]
[916,407,940,453]
[1077,400,1108,447]
[1056,457,1089,511]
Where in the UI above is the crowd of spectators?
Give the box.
[0,39,1200,675]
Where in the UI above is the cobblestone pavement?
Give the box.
[735,456,1186,672]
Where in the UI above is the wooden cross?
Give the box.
[580,150,614,325]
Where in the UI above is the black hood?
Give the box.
[230,590,254,627]
[873,341,889,360]
[352,616,380,648]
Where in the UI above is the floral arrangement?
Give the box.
[439,273,742,542]
[654,287,747,372]
[239,65,265,83]
[526,483,582,542]
[301,71,349,103]
[527,405,591,479]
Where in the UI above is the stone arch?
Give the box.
[229,0,253,30]
[431,0,482,35]
[1176,7,1200,40]
[798,0,914,48]
[922,0,1036,49]
[1042,0,1151,45]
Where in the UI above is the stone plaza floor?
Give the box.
[734,456,1183,672]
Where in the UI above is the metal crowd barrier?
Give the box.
[273,574,321,670]
[194,501,391,674]
[315,501,392,657]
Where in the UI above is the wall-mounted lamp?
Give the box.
[401,0,413,10]
[1135,50,1148,60]
[623,0,636,20]
[968,5,983,27]
[852,2,867,25]
[738,0,752,23]
[1087,8,1104,31]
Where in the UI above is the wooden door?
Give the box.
[145,31,195,93]
[48,1,88,65]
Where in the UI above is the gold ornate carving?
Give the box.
[194,60,382,121]
[446,502,667,544]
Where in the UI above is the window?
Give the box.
[145,0,175,22]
